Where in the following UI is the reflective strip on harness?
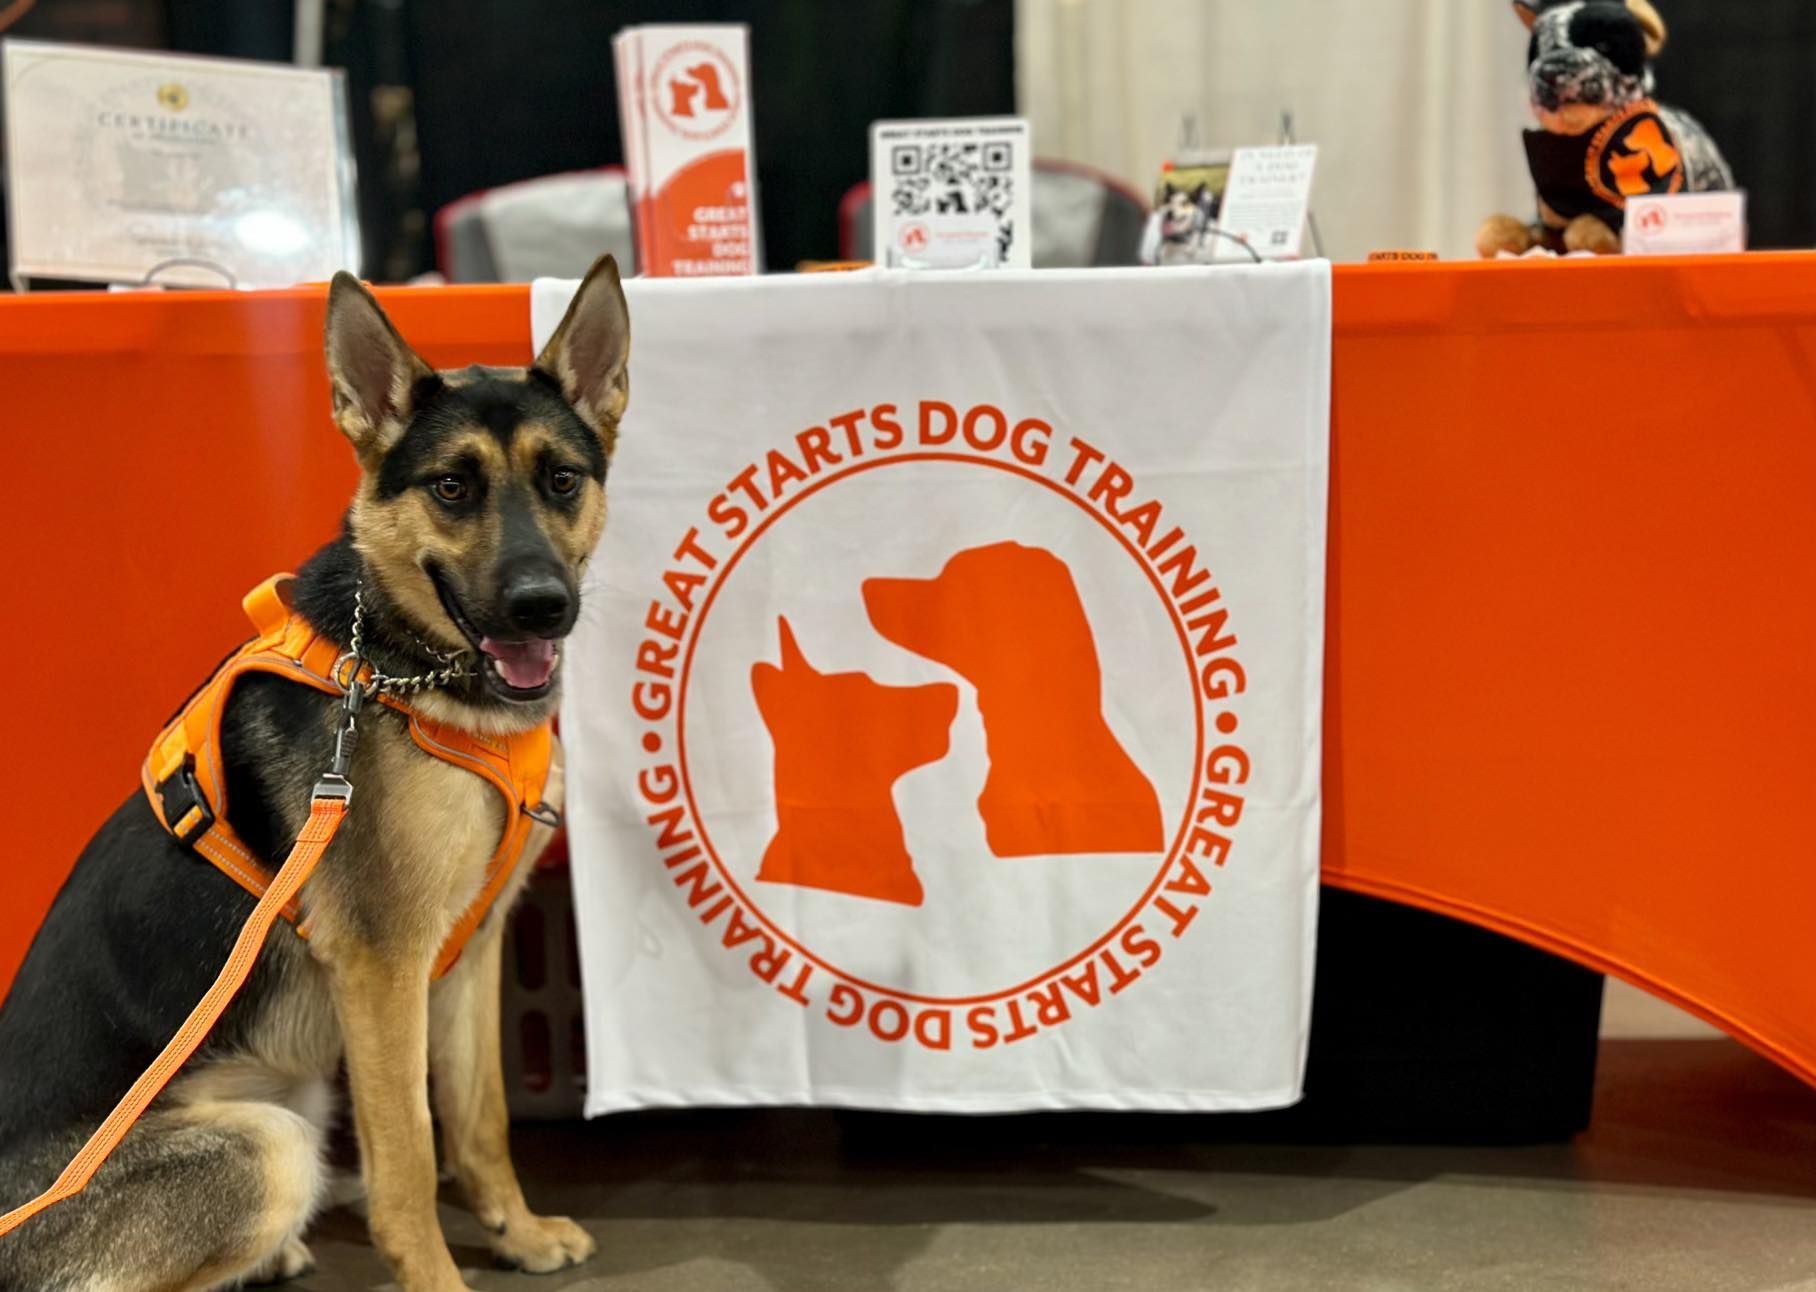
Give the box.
[0,794,350,1240]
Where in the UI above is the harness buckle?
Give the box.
[311,772,354,808]
[157,756,216,848]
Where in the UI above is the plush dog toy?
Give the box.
[1477,0,1733,257]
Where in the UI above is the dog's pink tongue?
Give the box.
[480,637,557,690]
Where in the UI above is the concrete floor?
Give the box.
[295,1030,1816,1292]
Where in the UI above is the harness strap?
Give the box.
[0,574,556,1239]
[0,794,348,1240]
[407,716,552,978]
[435,809,536,979]
[140,575,549,977]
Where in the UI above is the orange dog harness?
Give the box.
[0,574,555,1240]
[142,573,555,979]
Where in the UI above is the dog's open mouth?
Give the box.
[479,636,559,693]
[428,566,562,701]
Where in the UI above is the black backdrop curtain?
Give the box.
[65,0,1013,278]
[6,0,1811,272]
[401,0,1014,274]
[1642,0,1816,249]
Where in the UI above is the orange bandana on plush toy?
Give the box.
[1524,98,1685,230]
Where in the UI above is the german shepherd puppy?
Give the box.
[0,255,629,1291]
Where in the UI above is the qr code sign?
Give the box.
[886,142,1014,219]
[874,120,1031,269]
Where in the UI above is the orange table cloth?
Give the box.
[2,256,1812,1087]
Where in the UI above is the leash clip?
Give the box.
[330,650,373,699]
[315,663,364,806]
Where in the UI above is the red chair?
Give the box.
[435,167,637,283]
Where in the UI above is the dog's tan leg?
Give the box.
[0,1099,322,1292]
[430,921,595,1273]
[330,950,470,1292]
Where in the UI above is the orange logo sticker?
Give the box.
[1586,101,1684,209]
[651,41,742,142]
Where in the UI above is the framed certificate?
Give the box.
[3,40,360,290]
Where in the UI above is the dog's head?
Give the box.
[863,542,1091,692]
[1159,190,1200,239]
[751,618,957,776]
[1516,0,1666,135]
[323,255,628,714]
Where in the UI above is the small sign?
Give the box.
[1142,151,1232,266]
[613,24,760,277]
[1213,144,1318,263]
[3,40,358,289]
[870,117,1032,270]
[1622,191,1747,256]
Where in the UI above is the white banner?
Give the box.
[533,265,1329,1114]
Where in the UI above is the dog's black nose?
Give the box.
[502,570,573,636]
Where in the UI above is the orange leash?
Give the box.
[0,780,354,1239]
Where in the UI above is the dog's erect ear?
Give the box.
[324,271,434,458]
[776,617,810,673]
[533,254,631,452]
[752,618,810,704]
[1512,1,1540,32]
[1626,0,1666,56]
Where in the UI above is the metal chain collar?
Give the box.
[343,583,475,697]
[318,584,475,801]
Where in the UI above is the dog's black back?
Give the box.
[0,666,331,1174]
[0,797,253,1160]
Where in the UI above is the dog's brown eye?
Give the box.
[550,468,580,496]
[433,476,468,503]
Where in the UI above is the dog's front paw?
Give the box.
[491,1213,596,1274]
[242,1236,315,1285]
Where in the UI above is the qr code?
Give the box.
[888,141,1017,261]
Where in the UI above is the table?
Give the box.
[4,255,1814,1088]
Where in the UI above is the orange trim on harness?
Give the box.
[0,795,347,1239]
[139,574,553,977]
[0,574,555,1241]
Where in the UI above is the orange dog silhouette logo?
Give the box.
[667,61,731,120]
[651,41,742,142]
[751,618,958,906]
[633,405,1252,1048]
[750,542,1163,912]
[864,542,1163,858]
